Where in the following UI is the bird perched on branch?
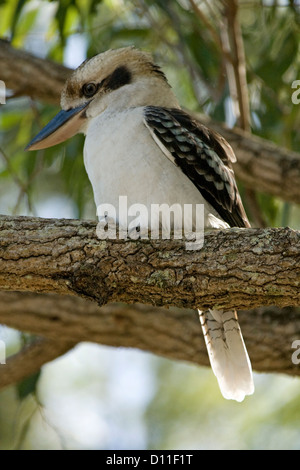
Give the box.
[26,46,254,401]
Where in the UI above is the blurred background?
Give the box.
[1,0,300,450]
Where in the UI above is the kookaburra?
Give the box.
[26,46,254,401]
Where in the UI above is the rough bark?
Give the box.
[0,215,299,310]
[0,215,299,387]
[1,39,300,205]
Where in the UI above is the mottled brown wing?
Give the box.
[144,106,250,228]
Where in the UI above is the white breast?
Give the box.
[83,107,228,232]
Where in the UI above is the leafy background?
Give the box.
[1,0,300,450]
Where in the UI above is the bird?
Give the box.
[26,46,254,401]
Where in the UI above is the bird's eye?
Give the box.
[82,82,98,98]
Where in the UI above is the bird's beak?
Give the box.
[25,101,90,151]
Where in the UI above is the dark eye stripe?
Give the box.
[104,66,132,91]
[80,65,132,99]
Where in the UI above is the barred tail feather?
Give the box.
[198,309,254,402]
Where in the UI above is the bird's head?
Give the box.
[26,47,177,151]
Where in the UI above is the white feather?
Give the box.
[198,309,254,402]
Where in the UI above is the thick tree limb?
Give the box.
[0,215,299,311]
[0,39,70,104]
[0,336,76,389]
[1,39,300,205]
[1,291,300,391]
[0,214,300,387]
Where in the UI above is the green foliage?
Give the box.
[1,0,300,450]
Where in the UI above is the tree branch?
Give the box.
[0,214,299,386]
[0,336,76,389]
[0,39,70,104]
[1,291,300,391]
[221,0,267,228]
[222,0,251,132]
[1,39,300,205]
[0,215,299,310]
